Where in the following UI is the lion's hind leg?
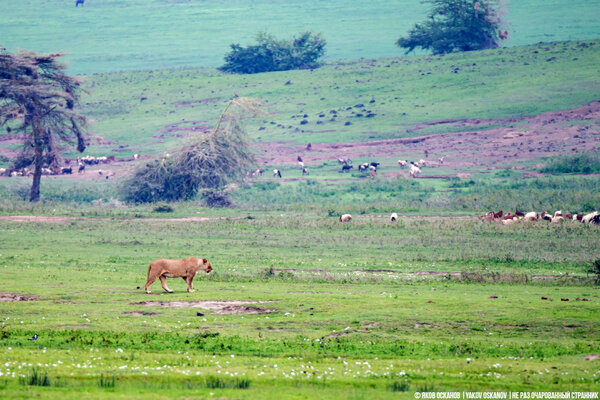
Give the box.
[159,275,174,293]
[145,267,161,294]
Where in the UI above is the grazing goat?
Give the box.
[523,211,538,221]
[370,162,380,168]
[341,165,353,172]
[582,211,599,224]
[390,213,398,222]
[409,164,421,178]
[297,155,303,162]
[273,169,282,178]
[358,163,369,172]
[339,214,352,222]
[298,161,304,169]
[61,167,72,175]
[369,165,377,172]
[302,167,309,176]
[78,163,85,174]
[397,160,407,168]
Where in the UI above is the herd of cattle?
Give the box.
[248,155,443,179]
[480,209,600,225]
[0,154,137,179]
[336,210,600,225]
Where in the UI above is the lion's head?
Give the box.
[201,258,213,274]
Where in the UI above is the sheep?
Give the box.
[523,211,538,221]
[273,169,282,178]
[251,168,263,177]
[78,163,85,174]
[370,162,380,168]
[134,153,140,160]
[0,168,6,175]
[369,165,377,172]
[582,211,599,224]
[302,167,309,176]
[61,167,72,175]
[409,164,421,178]
[337,158,346,164]
[502,218,516,225]
[358,163,369,172]
[390,213,398,222]
[438,156,445,165]
[341,165,353,172]
[540,212,552,221]
[98,169,104,176]
[415,159,426,167]
[339,214,352,222]
[551,215,564,223]
[397,160,407,168]
[298,161,305,169]
[515,209,525,217]
[297,155,303,162]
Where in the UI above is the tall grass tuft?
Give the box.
[98,374,116,388]
[203,375,250,389]
[19,368,51,387]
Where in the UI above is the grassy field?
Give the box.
[1,0,600,74]
[0,215,599,398]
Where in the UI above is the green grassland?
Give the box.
[2,0,600,74]
[73,40,600,158]
[0,216,599,398]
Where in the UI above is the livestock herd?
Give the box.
[337,210,600,225]
[250,154,443,180]
[480,209,600,225]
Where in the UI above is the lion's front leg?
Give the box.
[159,276,173,293]
[186,276,195,293]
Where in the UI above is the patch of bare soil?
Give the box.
[0,293,37,302]
[323,330,356,338]
[256,101,600,170]
[0,215,227,224]
[363,322,381,329]
[132,300,277,315]
[123,311,157,316]
[288,291,336,294]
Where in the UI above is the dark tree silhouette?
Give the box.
[397,0,507,55]
[0,50,87,202]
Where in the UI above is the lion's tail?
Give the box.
[147,263,152,279]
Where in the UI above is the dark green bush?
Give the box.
[397,0,505,55]
[153,202,174,213]
[540,152,600,174]
[219,32,326,74]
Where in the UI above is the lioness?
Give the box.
[145,257,212,294]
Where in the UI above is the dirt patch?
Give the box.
[288,291,336,294]
[363,322,381,329]
[0,293,37,302]
[255,100,600,170]
[123,311,157,316]
[323,330,356,338]
[132,300,277,315]
[0,215,228,224]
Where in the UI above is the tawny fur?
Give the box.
[145,257,212,294]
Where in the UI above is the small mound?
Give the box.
[0,293,37,302]
[132,300,276,315]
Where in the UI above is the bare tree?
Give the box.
[0,50,87,202]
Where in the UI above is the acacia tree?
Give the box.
[0,50,86,202]
[397,0,507,54]
[120,97,261,204]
